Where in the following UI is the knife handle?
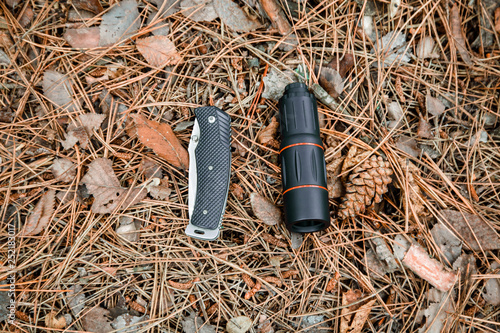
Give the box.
[190,106,231,233]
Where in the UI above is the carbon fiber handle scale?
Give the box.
[188,106,231,238]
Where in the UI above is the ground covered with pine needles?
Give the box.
[1,0,500,332]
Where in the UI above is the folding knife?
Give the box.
[186,106,231,241]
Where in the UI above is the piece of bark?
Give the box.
[438,209,500,251]
[402,244,457,292]
[260,0,291,35]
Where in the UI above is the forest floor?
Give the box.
[0,0,500,332]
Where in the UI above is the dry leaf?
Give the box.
[340,289,364,333]
[291,232,303,250]
[64,27,100,48]
[131,114,189,170]
[395,135,421,158]
[111,313,146,331]
[140,158,163,179]
[258,116,279,148]
[402,244,457,292]
[136,35,182,68]
[99,0,140,46]
[483,263,500,306]
[364,249,389,276]
[371,31,412,67]
[213,0,262,32]
[431,223,462,264]
[182,312,216,333]
[67,285,85,316]
[62,114,106,150]
[151,0,181,16]
[260,0,291,35]
[426,94,446,116]
[42,70,78,112]
[73,0,104,14]
[326,53,355,78]
[348,299,376,333]
[51,158,77,183]
[180,0,218,22]
[387,101,404,129]
[149,182,172,200]
[250,192,281,226]
[230,183,245,200]
[316,66,344,99]
[417,114,433,138]
[21,190,55,236]
[438,209,500,251]
[418,288,454,333]
[81,158,146,214]
[116,216,139,242]
[19,4,34,27]
[81,307,113,333]
[147,9,170,36]
[370,235,399,273]
[45,311,68,329]
[227,316,252,333]
[416,36,439,59]
[450,4,472,65]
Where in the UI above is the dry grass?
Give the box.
[0,0,499,332]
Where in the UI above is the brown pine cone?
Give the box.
[338,155,393,219]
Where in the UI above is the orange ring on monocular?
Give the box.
[283,185,328,195]
[279,143,324,154]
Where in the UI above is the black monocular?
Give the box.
[278,83,330,233]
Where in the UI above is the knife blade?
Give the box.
[186,106,231,240]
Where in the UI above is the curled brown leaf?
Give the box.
[258,116,279,148]
[250,192,281,226]
[21,190,55,236]
[450,3,472,65]
[131,114,189,170]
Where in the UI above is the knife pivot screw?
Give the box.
[192,135,199,142]
[203,210,208,215]
[208,116,216,123]
[208,166,213,170]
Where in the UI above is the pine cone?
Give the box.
[339,155,393,219]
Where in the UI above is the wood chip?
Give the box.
[260,0,291,35]
[402,244,457,292]
[131,113,189,170]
